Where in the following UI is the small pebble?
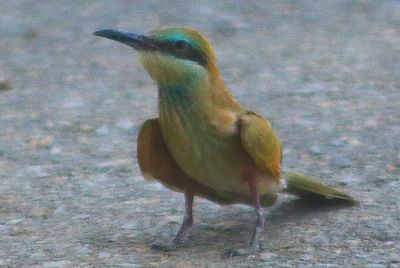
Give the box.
[330,156,352,168]
[337,175,360,185]
[76,244,92,255]
[116,263,140,268]
[364,118,378,128]
[6,219,23,225]
[310,145,324,155]
[0,81,11,90]
[24,29,38,39]
[50,147,62,155]
[259,252,279,260]
[35,137,53,149]
[297,119,317,128]
[386,162,400,171]
[331,138,348,147]
[164,215,182,224]
[42,260,72,268]
[98,251,111,258]
[120,223,137,230]
[390,255,400,264]
[364,264,386,268]
[62,98,84,109]
[133,244,151,253]
[28,165,49,178]
[309,233,330,247]
[115,119,135,130]
[30,253,46,262]
[35,207,54,219]
[213,19,239,37]
[297,83,328,96]
[96,126,110,135]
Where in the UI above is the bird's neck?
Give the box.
[157,68,240,117]
[157,76,242,151]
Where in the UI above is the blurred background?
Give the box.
[1,1,399,267]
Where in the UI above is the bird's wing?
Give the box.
[137,118,241,204]
[137,118,187,190]
[239,111,282,180]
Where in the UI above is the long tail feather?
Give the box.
[282,171,359,204]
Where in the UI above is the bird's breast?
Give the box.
[158,91,252,194]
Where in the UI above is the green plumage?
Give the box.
[283,171,358,204]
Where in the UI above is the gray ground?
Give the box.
[1,1,399,267]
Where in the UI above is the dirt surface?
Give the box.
[1,1,399,267]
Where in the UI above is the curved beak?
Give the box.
[93,29,159,51]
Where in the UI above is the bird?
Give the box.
[94,27,357,254]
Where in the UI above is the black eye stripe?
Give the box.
[152,39,208,66]
[173,40,189,50]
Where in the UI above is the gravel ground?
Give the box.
[1,1,399,267]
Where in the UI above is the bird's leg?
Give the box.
[223,167,264,257]
[172,185,194,245]
[247,173,264,251]
[151,184,194,252]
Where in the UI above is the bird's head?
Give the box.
[94,27,218,86]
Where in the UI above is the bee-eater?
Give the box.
[94,27,357,253]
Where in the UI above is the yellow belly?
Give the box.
[160,113,283,197]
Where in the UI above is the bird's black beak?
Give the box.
[93,29,159,51]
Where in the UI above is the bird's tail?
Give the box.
[282,171,359,204]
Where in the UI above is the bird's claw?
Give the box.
[150,243,178,252]
[223,245,262,258]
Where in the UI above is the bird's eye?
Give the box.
[173,40,189,51]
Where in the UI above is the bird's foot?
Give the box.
[172,214,193,245]
[248,224,263,250]
[223,223,263,258]
[150,242,179,252]
[223,244,262,258]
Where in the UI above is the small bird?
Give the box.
[94,27,357,253]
